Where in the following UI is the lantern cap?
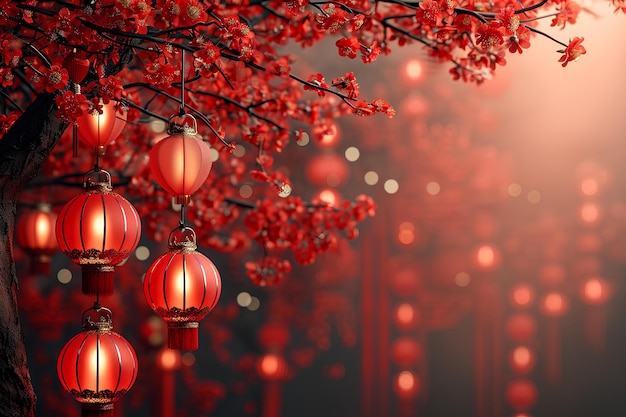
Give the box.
[84,169,112,192]
[82,304,113,332]
[167,114,202,139]
[168,225,197,251]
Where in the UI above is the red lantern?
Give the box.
[57,305,138,417]
[64,50,90,84]
[77,100,127,155]
[393,371,421,399]
[150,115,213,205]
[257,353,289,381]
[305,153,349,187]
[56,170,141,296]
[506,379,538,411]
[16,203,58,275]
[144,226,221,350]
[391,337,422,367]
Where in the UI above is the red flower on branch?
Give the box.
[304,73,329,96]
[331,72,360,99]
[40,64,69,93]
[477,23,505,50]
[558,36,586,67]
[55,91,89,123]
[336,37,360,59]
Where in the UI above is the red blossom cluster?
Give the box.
[0,0,621,284]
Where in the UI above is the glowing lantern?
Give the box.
[505,379,538,411]
[391,337,422,367]
[150,116,213,205]
[505,313,537,342]
[393,371,420,399]
[144,226,221,350]
[540,292,568,317]
[509,346,536,374]
[16,203,58,275]
[56,170,141,296]
[257,353,289,381]
[77,100,127,155]
[580,277,611,305]
[305,153,349,187]
[57,305,137,417]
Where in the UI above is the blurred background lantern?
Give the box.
[57,305,138,417]
[15,203,57,275]
[143,226,221,350]
[55,169,141,295]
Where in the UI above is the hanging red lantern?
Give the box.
[56,169,141,296]
[64,50,90,85]
[16,203,58,275]
[57,305,138,417]
[144,226,221,350]
[77,100,127,155]
[150,115,213,205]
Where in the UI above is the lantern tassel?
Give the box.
[81,264,115,296]
[82,403,114,417]
[168,322,199,351]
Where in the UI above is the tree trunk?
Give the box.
[0,93,66,417]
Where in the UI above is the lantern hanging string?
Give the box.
[180,49,187,227]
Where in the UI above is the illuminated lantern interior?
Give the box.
[149,117,213,205]
[57,306,137,417]
[144,226,221,350]
[77,100,127,154]
[16,203,58,275]
[56,169,141,295]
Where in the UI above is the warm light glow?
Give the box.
[239,184,253,198]
[345,146,360,162]
[364,171,379,185]
[397,222,415,245]
[319,123,339,147]
[581,178,599,196]
[395,303,415,327]
[57,268,72,284]
[527,190,541,204]
[396,371,416,391]
[508,183,522,197]
[510,346,535,374]
[182,352,196,366]
[34,214,52,245]
[248,296,260,311]
[237,291,252,307]
[477,245,495,268]
[384,179,399,194]
[317,189,340,206]
[581,277,611,305]
[426,181,440,195]
[87,212,105,251]
[580,202,599,223]
[393,370,420,398]
[135,246,150,261]
[86,342,106,391]
[233,144,246,157]
[542,292,567,317]
[260,354,280,376]
[158,349,180,371]
[454,272,471,287]
[511,284,535,308]
[404,59,423,80]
